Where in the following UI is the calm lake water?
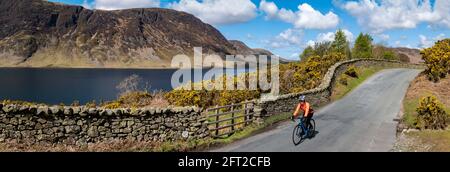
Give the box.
[0,68,252,104]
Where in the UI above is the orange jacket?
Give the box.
[293,102,314,118]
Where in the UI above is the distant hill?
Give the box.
[229,40,291,64]
[0,0,277,68]
[388,47,423,64]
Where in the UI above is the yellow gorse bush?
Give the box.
[280,52,345,93]
[165,74,261,108]
[420,39,450,82]
[166,52,345,108]
[344,65,358,78]
[416,96,448,130]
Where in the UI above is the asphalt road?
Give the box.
[212,69,421,152]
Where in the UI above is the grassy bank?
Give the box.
[394,74,450,152]
[394,130,450,152]
[405,130,450,152]
[331,66,386,101]
[401,74,450,128]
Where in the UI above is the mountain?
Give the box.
[229,40,273,56]
[229,40,291,63]
[388,47,423,64]
[0,0,276,68]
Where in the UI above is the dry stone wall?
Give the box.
[0,105,209,145]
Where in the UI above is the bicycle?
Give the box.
[292,117,315,145]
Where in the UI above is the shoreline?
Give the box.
[0,63,266,70]
[0,66,258,70]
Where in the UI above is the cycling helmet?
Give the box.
[299,95,306,102]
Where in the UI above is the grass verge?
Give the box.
[401,74,450,129]
[331,66,386,101]
[399,130,450,152]
[394,74,450,152]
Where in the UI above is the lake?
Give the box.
[0,67,253,105]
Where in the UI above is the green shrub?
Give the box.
[382,51,398,60]
[416,96,448,130]
[420,39,450,82]
[352,33,373,59]
[344,66,359,78]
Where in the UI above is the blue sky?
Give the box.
[49,0,450,60]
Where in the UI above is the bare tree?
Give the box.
[116,74,150,94]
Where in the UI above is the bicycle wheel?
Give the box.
[292,124,303,145]
[308,119,316,137]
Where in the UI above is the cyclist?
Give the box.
[291,95,315,134]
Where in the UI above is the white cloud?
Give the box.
[338,0,450,33]
[170,0,257,25]
[306,29,354,46]
[418,34,447,48]
[342,29,355,41]
[290,53,300,58]
[260,0,339,29]
[435,33,446,41]
[260,0,278,19]
[246,34,254,40]
[435,0,450,28]
[94,0,160,10]
[316,32,335,42]
[419,35,433,48]
[278,29,303,45]
[266,29,304,49]
[378,34,390,41]
[306,40,316,47]
[82,0,92,9]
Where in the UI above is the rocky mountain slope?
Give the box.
[389,47,423,64]
[229,40,291,63]
[0,0,275,68]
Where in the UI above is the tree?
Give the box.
[352,33,373,59]
[300,45,314,62]
[299,41,332,62]
[116,74,150,94]
[331,29,351,59]
[382,51,397,60]
[313,41,332,58]
[372,44,387,59]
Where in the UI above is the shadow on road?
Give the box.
[294,131,320,146]
[310,131,319,138]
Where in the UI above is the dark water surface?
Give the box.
[0,67,251,104]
